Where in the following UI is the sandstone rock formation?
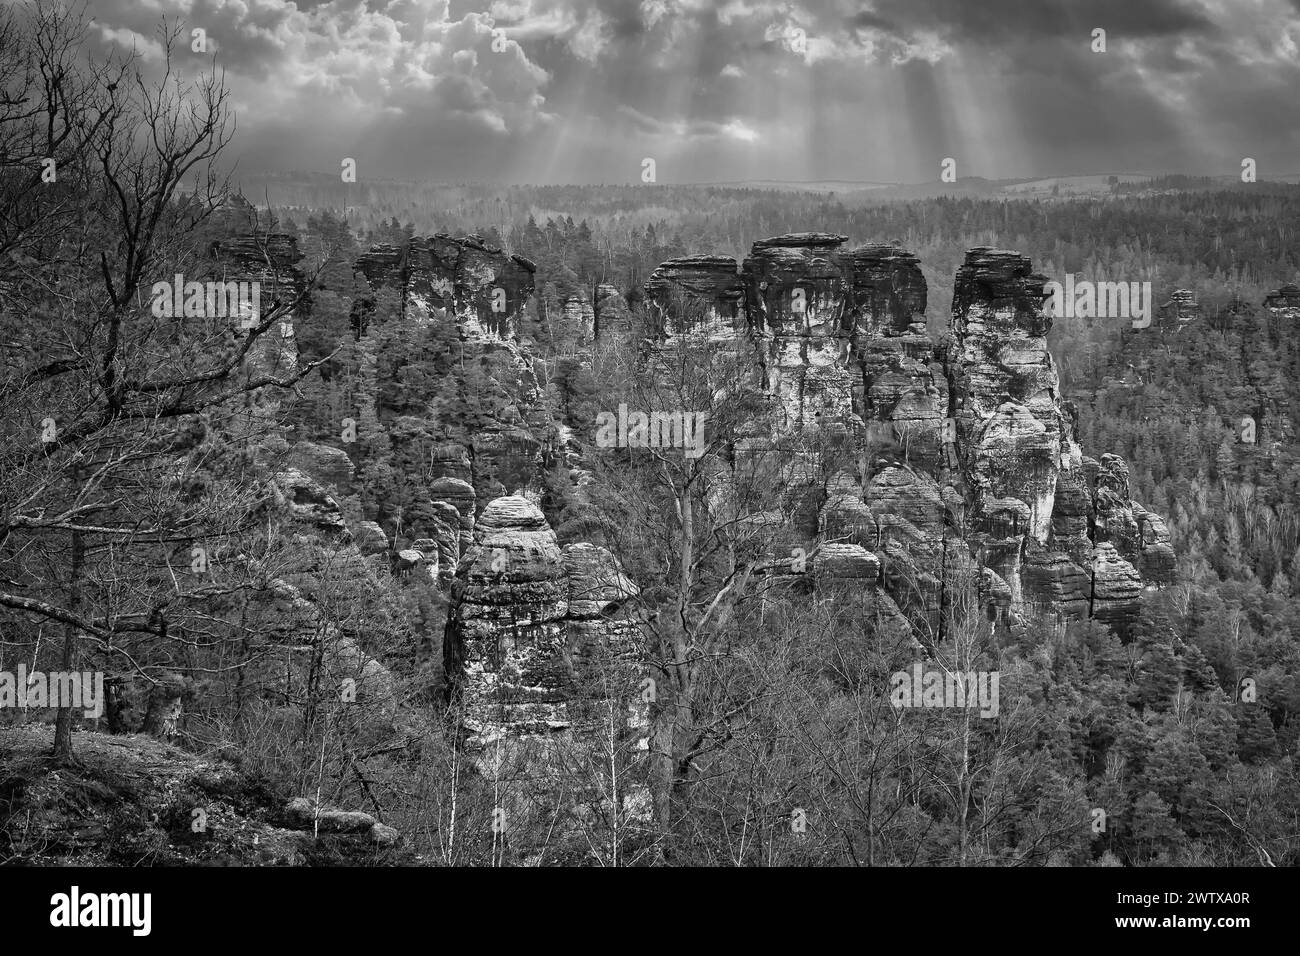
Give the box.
[269,468,349,539]
[642,237,1174,633]
[644,255,745,343]
[285,796,398,845]
[594,283,633,344]
[354,234,552,503]
[355,234,536,341]
[441,496,642,750]
[1264,283,1300,317]
[208,203,305,377]
[562,290,595,344]
[436,493,650,828]
[1160,289,1199,324]
[287,441,354,490]
[352,520,389,557]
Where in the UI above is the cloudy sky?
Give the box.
[56,0,1300,184]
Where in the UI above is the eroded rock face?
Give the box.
[208,220,305,377]
[814,542,880,580]
[409,235,536,340]
[270,468,348,539]
[352,520,389,557]
[1264,284,1300,316]
[428,476,476,581]
[644,255,746,343]
[356,235,537,341]
[742,234,854,430]
[353,243,406,292]
[442,496,642,749]
[1160,289,1199,324]
[642,238,1173,633]
[287,442,354,492]
[854,245,944,461]
[594,283,633,344]
[354,235,550,504]
[562,291,595,345]
[951,249,1063,544]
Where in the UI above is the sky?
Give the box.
[42,0,1300,184]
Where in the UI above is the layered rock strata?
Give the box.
[1264,284,1300,322]
[643,237,1174,632]
[354,235,549,502]
[1160,289,1200,324]
[441,496,642,746]
[355,235,537,341]
[209,227,305,377]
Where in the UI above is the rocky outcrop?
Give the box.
[740,233,857,429]
[551,284,633,347]
[207,212,305,376]
[287,441,354,491]
[642,237,1174,633]
[644,255,745,343]
[562,291,595,344]
[442,496,642,749]
[948,249,1069,619]
[1160,289,1199,324]
[269,468,348,539]
[354,235,551,504]
[594,283,633,344]
[410,235,535,340]
[353,243,406,292]
[427,476,476,580]
[1264,284,1300,317]
[352,520,389,556]
[285,797,399,845]
[355,234,536,341]
[814,542,880,580]
[0,726,411,865]
[439,494,650,830]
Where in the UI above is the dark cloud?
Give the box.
[23,0,1298,183]
[855,0,1218,44]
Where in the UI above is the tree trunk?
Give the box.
[51,527,83,764]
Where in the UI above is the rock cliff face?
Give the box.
[595,283,633,344]
[1265,283,1300,317]
[552,284,631,347]
[644,255,746,343]
[643,237,1174,633]
[354,234,549,503]
[562,290,595,344]
[348,234,653,783]
[209,226,305,377]
[355,234,536,341]
[1160,289,1199,324]
[441,496,641,746]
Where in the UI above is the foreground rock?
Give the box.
[0,727,409,865]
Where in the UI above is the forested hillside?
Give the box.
[3,3,1298,869]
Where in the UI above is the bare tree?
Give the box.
[0,5,333,762]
